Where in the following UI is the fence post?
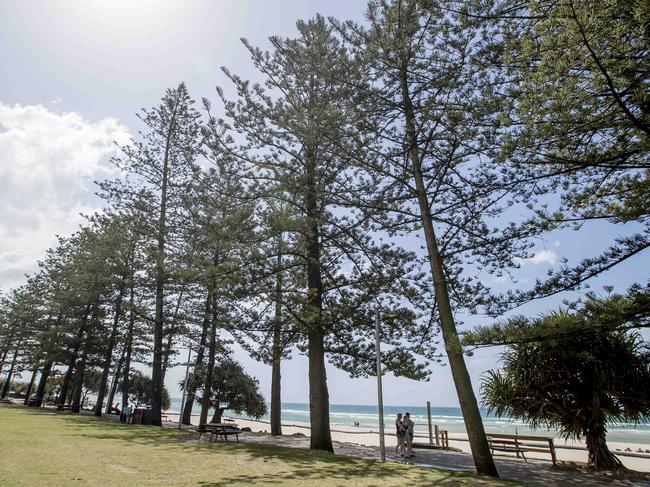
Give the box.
[427,401,433,445]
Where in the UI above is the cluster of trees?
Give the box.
[0,0,647,476]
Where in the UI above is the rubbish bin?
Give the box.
[132,407,153,425]
[132,409,143,424]
[140,408,153,425]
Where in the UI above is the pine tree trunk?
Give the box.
[271,240,283,436]
[71,334,91,413]
[105,346,125,414]
[23,367,38,403]
[0,335,13,374]
[0,348,7,374]
[182,289,212,425]
[121,270,136,410]
[35,360,53,406]
[162,287,185,383]
[305,171,333,452]
[0,339,21,399]
[58,304,91,405]
[308,328,332,451]
[57,355,77,405]
[151,94,181,427]
[96,280,126,416]
[199,298,218,426]
[398,63,498,477]
[71,302,98,413]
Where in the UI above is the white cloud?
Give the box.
[0,102,130,290]
[518,249,557,266]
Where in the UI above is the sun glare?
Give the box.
[53,0,212,49]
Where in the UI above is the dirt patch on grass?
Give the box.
[107,464,139,474]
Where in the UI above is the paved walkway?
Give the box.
[196,428,650,487]
[77,409,649,487]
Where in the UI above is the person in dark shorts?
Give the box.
[394,413,406,456]
[402,412,415,458]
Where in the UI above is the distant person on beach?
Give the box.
[402,412,415,458]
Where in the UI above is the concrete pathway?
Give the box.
[215,429,650,487]
[84,409,650,487]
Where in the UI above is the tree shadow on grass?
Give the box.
[13,407,506,486]
[6,407,650,487]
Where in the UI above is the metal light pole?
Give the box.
[375,310,386,461]
[178,344,193,429]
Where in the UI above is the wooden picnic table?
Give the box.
[25,397,38,407]
[196,422,242,443]
[55,404,73,413]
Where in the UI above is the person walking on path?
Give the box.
[394,413,406,457]
[402,412,415,458]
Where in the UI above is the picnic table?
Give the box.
[55,404,73,413]
[196,422,243,443]
[25,397,39,407]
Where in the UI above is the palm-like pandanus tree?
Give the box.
[480,295,650,471]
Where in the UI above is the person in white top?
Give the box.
[402,412,415,458]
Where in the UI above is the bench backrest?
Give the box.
[487,433,551,442]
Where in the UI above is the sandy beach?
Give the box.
[162,412,650,473]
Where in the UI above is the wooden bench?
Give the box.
[487,433,557,465]
[55,404,73,413]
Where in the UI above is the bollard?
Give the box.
[427,401,433,445]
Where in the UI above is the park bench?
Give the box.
[196,423,243,443]
[55,404,73,413]
[486,433,557,465]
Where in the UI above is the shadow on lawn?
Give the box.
[7,406,649,487]
[15,407,496,486]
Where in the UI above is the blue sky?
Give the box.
[1,0,648,408]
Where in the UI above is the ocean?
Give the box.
[167,399,650,444]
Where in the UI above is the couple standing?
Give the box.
[394,412,415,458]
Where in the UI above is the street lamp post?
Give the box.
[375,310,386,462]
[178,344,193,430]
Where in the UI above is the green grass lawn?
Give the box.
[0,406,517,486]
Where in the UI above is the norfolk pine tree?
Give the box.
[331,0,559,475]
[102,83,202,425]
[210,16,439,451]
[473,0,650,303]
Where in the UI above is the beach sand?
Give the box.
[162,412,650,473]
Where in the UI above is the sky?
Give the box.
[1,0,648,409]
